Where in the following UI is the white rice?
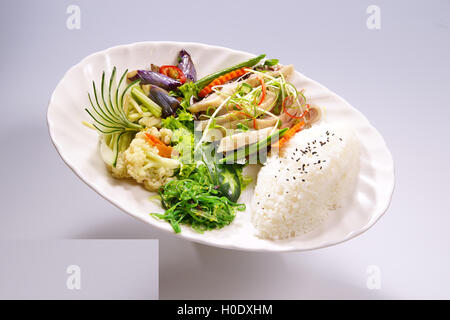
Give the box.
[251,124,360,240]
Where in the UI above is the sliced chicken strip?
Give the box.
[196,113,278,133]
[217,127,273,153]
[256,90,278,113]
[225,117,279,130]
[303,105,322,127]
[279,104,321,129]
[216,88,278,117]
[195,112,246,131]
[188,65,294,114]
[196,88,278,129]
[245,64,294,87]
[188,82,239,113]
[251,117,279,130]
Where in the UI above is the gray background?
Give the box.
[0,240,158,299]
[1,0,449,299]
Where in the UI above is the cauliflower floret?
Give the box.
[123,130,179,191]
[139,126,173,145]
[147,126,160,139]
[160,128,173,145]
[110,151,130,179]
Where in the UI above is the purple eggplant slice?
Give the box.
[129,70,182,91]
[177,49,197,82]
[147,85,180,118]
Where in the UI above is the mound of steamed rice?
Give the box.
[251,124,360,240]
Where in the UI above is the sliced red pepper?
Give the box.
[159,65,187,84]
[234,104,258,129]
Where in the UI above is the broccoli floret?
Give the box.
[162,116,194,164]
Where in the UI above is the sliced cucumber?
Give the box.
[99,136,115,167]
[216,164,241,202]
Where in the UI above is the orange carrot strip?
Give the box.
[272,121,306,149]
[198,67,248,98]
[144,133,173,158]
[145,133,163,145]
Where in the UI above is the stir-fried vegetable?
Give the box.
[124,130,180,190]
[178,49,197,82]
[219,128,288,164]
[174,54,266,110]
[159,65,187,84]
[215,164,242,202]
[144,133,173,158]
[272,121,306,149]
[128,70,182,91]
[161,115,194,163]
[146,85,179,118]
[199,142,246,202]
[198,67,248,98]
[131,87,162,118]
[195,54,266,90]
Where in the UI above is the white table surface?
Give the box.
[1,0,449,299]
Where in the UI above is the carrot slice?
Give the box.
[198,67,248,98]
[272,121,306,149]
[144,133,173,158]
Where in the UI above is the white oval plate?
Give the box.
[47,41,394,252]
